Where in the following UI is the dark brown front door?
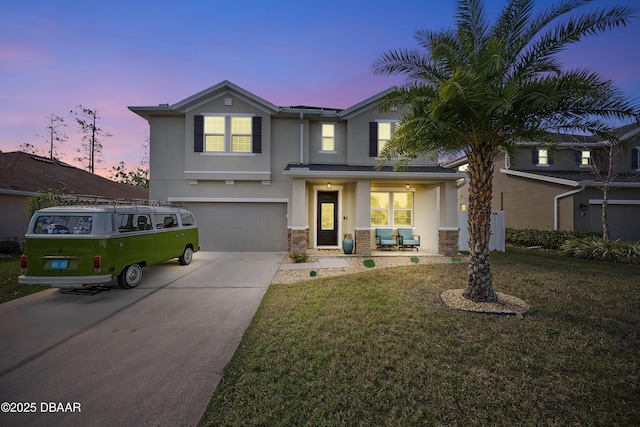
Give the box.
[317,191,338,246]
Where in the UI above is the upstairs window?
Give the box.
[321,123,335,152]
[369,121,398,157]
[194,115,261,154]
[579,150,591,166]
[532,148,553,166]
[204,116,225,152]
[231,117,252,152]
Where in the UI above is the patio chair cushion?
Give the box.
[397,228,420,246]
[376,228,396,246]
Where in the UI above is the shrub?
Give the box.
[363,259,375,268]
[561,237,640,264]
[289,251,309,263]
[0,240,21,254]
[506,228,599,250]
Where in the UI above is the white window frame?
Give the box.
[370,190,414,227]
[202,114,254,154]
[320,123,336,153]
[376,120,398,157]
[580,149,592,167]
[537,149,549,166]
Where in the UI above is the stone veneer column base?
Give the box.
[438,228,459,257]
[289,228,309,252]
[355,229,371,256]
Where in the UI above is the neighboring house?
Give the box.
[0,151,149,242]
[129,80,464,255]
[445,124,640,241]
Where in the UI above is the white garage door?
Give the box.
[184,203,287,251]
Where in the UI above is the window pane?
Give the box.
[394,210,412,226]
[370,210,389,226]
[378,122,391,140]
[205,135,225,152]
[232,136,251,152]
[204,116,225,134]
[581,150,590,165]
[321,203,335,230]
[538,149,548,165]
[370,192,389,209]
[393,192,413,209]
[322,123,334,137]
[232,117,251,134]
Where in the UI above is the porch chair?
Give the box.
[375,228,397,250]
[397,228,420,251]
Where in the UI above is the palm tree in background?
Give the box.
[373,0,639,302]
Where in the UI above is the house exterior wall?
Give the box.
[133,81,464,253]
[0,193,29,242]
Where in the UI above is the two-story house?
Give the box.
[129,81,464,256]
[446,124,640,241]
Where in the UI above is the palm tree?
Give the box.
[372,0,638,302]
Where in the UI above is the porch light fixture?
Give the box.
[406,183,410,189]
[327,182,332,189]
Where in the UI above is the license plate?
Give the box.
[50,260,69,269]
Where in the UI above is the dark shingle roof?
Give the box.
[0,151,149,199]
[284,163,458,174]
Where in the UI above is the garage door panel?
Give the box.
[184,203,287,251]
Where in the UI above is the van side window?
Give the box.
[180,213,196,227]
[33,215,93,235]
[117,214,135,232]
[154,214,177,229]
[136,215,153,230]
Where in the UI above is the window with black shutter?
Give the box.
[194,115,204,153]
[369,122,378,157]
[252,116,262,153]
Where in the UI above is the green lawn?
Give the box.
[0,256,48,304]
[199,249,640,426]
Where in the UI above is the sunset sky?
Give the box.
[1,0,639,177]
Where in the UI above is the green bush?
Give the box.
[289,251,309,263]
[506,228,599,250]
[0,240,21,254]
[561,237,640,264]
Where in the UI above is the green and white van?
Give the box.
[19,205,199,289]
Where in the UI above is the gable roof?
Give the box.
[129,80,280,120]
[0,151,149,200]
[129,80,397,121]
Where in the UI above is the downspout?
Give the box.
[554,185,585,231]
[299,112,304,164]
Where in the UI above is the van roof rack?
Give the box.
[44,194,183,208]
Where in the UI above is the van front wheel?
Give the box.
[179,247,193,265]
[117,264,143,288]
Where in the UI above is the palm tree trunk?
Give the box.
[464,146,498,303]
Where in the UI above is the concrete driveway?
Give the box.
[0,251,284,427]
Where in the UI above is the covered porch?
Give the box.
[283,164,464,257]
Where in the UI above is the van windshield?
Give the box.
[33,215,93,235]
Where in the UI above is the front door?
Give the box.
[317,191,338,246]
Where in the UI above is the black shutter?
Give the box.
[548,151,554,165]
[575,149,581,165]
[369,122,378,157]
[632,148,639,170]
[194,115,204,153]
[252,116,262,153]
[531,147,539,164]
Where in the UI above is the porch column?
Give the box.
[354,180,371,256]
[438,180,459,256]
[289,179,308,252]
